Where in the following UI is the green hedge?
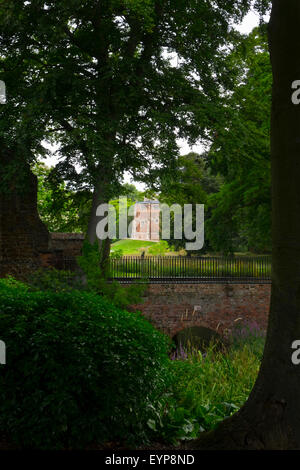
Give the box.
[0,279,171,449]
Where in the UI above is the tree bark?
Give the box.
[86,174,113,276]
[86,183,106,246]
[86,124,117,273]
[188,0,300,449]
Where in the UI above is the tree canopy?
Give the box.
[0,0,257,258]
[206,27,272,253]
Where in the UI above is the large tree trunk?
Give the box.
[86,129,117,274]
[86,176,112,276]
[188,0,300,450]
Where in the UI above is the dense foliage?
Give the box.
[76,240,147,307]
[33,162,91,233]
[33,162,144,236]
[0,0,257,268]
[159,152,223,253]
[0,276,265,449]
[156,27,272,255]
[206,28,272,253]
[0,0,274,450]
[0,279,171,449]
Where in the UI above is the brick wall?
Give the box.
[49,233,85,271]
[50,233,84,258]
[129,283,271,338]
[0,156,85,278]
[0,163,50,278]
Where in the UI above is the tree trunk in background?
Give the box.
[189,0,300,449]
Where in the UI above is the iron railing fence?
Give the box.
[108,255,272,284]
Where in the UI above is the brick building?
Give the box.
[131,199,160,242]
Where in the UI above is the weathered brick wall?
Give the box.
[130,283,271,338]
[50,233,84,258]
[0,157,83,278]
[0,164,50,278]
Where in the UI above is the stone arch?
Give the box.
[172,325,224,352]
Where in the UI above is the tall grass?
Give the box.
[149,324,265,445]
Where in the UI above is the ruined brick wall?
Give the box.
[129,283,271,338]
[50,233,84,258]
[0,165,50,278]
[49,233,84,271]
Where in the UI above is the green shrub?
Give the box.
[22,242,146,309]
[0,282,171,449]
[0,276,29,291]
[25,268,83,292]
[147,241,170,256]
[77,240,147,308]
[76,240,108,289]
[110,247,124,259]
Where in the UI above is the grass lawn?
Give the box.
[111,239,270,258]
[111,239,164,255]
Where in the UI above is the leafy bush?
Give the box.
[77,240,147,308]
[22,242,146,309]
[147,241,170,256]
[0,282,171,449]
[110,247,124,259]
[76,240,109,286]
[0,276,29,291]
[25,268,83,292]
